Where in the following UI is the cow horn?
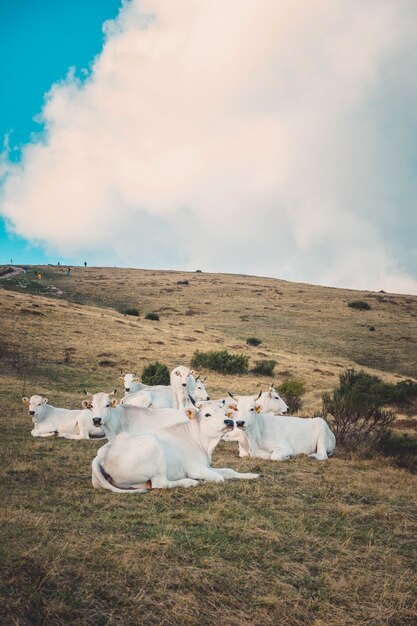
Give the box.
[188,395,197,406]
[108,388,117,396]
[83,389,93,398]
[228,391,236,399]
[256,389,262,400]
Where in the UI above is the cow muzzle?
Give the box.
[93,417,102,427]
[236,420,246,430]
[223,419,234,431]
[29,411,35,416]
[125,387,130,392]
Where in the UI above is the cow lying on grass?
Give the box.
[227,394,336,461]
[91,400,259,493]
[23,395,104,440]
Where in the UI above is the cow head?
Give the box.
[172,365,195,388]
[229,392,261,428]
[82,391,117,427]
[22,395,48,422]
[193,376,210,402]
[193,400,235,438]
[257,383,289,414]
[118,373,141,393]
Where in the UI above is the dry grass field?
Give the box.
[1,265,416,625]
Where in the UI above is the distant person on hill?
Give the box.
[84,261,87,267]
[57,261,60,266]
[67,267,71,277]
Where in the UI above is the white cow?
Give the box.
[170,365,196,408]
[228,394,336,461]
[91,400,259,493]
[82,391,195,440]
[257,384,289,414]
[118,373,148,395]
[122,373,209,409]
[23,395,105,440]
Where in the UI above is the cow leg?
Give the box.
[211,468,259,480]
[308,430,330,460]
[238,444,250,458]
[188,467,225,483]
[151,476,199,489]
[270,444,293,461]
[31,430,57,437]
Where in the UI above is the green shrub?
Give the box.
[278,379,306,413]
[322,369,395,449]
[191,350,248,375]
[142,362,170,385]
[177,280,189,285]
[120,307,140,317]
[374,431,417,472]
[251,360,276,376]
[348,300,371,310]
[246,337,262,347]
[145,312,160,321]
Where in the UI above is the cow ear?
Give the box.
[226,411,235,418]
[189,369,195,376]
[22,397,29,405]
[118,376,124,383]
[175,370,181,376]
[185,408,196,420]
[196,402,203,409]
[82,400,92,409]
[134,377,141,382]
[43,398,48,404]
[256,405,261,413]
[111,399,117,408]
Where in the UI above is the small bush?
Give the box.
[177,280,189,285]
[369,326,375,332]
[145,312,160,321]
[120,307,140,317]
[348,300,371,310]
[99,360,116,367]
[191,350,248,375]
[375,431,417,472]
[251,360,277,377]
[278,379,306,413]
[195,269,202,273]
[322,369,396,449]
[246,337,262,347]
[142,362,170,386]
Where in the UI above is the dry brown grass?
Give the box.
[1,266,417,624]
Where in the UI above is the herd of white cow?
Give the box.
[22,365,336,494]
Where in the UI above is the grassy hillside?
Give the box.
[1,265,416,625]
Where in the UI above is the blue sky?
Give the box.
[1,1,416,293]
[0,0,121,265]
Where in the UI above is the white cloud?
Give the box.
[1,0,417,293]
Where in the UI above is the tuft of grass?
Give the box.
[145,312,160,321]
[348,300,371,310]
[251,359,276,376]
[120,307,140,317]
[246,337,262,347]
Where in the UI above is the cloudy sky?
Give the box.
[1,0,417,294]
